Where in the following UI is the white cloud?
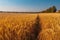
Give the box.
[0,6,40,12]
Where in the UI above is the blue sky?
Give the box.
[0,0,60,12]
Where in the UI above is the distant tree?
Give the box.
[40,6,57,13]
[50,6,57,12]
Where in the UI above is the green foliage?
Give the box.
[40,6,57,13]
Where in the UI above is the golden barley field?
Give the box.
[0,13,60,40]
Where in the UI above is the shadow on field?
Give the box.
[31,15,42,40]
[0,15,42,40]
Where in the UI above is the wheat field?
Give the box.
[0,13,60,40]
[38,13,60,40]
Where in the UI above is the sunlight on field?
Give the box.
[38,13,60,40]
[0,13,38,40]
[0,13,60,40]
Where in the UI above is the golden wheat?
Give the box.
[0,13,38,40]
[37,13,60,40]
[0,13,60,40]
